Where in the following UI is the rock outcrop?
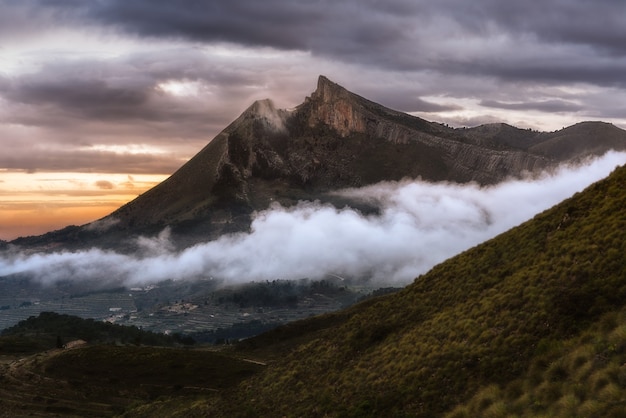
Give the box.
[301,76,551,183]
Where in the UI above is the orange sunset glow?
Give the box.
[0,172,167,240]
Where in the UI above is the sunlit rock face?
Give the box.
[306,75,369,137]
[302,75,550,183]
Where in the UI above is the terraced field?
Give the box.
[0,292,137,331]
[1,278,371,343]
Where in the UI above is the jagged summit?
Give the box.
[303,75,366,136]
[304,75,435,139]
[238,98,290,132]
[310,75,352,103]
[10,76,626,249]
[246,98,275,113]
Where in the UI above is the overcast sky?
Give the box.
[1,0,626,240]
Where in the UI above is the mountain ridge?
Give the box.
[9,75,626,249]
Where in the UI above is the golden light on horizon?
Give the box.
[0,171,168,240]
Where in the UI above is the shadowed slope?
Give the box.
[530,121,626,161]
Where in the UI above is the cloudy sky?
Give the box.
[1,0,625,240]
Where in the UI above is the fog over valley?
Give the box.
[2,152,625,288]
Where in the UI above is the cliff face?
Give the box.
[12,75,626,249]
[305,76,440,143]
[306,76,363,136]
[299,76,551,184]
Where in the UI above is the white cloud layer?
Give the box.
[2,152,625,287]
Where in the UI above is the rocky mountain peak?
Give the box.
[237,98,289,132]
[310,75,352,103]
[304,75,370,137]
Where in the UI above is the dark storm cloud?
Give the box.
[4,0,626,102]
[88,1,626,55]
[0,44,302,131]
[4,78,149,120]
[1,54,201,123]
[0,147,184,175]
[72,0,414,54]
[10,0,623,86]
[480,99,584,113]
[462,0,626,55]
[464,59,626,89]
[0,51,248,140]
[379,95,463,114]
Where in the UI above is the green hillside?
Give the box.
[191,163,626,417]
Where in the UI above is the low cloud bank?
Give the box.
[2,152,626,287]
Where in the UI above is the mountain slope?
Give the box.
[530,121,626,161]
[192,163,626,417]
[103,76,551,235]
[11,76,626,249]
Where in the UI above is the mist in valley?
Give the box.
[2,151,625,289]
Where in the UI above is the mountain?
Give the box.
[10,76,626,249]
[530,121,626,160]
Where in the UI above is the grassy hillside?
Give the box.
[189,163,626,417]
[446,306,626,417]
